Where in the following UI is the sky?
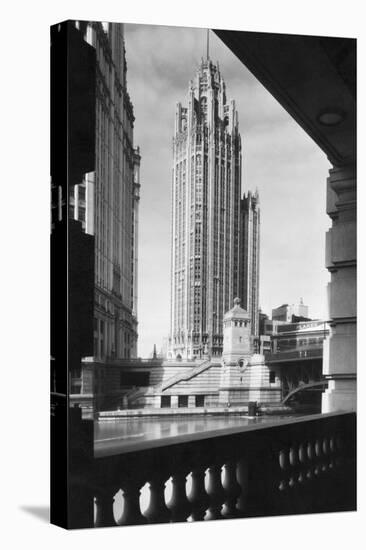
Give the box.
[123,24,332,359]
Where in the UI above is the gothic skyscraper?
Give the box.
[169,55,260,360]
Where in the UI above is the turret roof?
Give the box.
[224,297,250,320]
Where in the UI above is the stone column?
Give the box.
[322,163,356,412]
[171,395,178,409]
[188,395,196,408]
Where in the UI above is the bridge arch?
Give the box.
[282,380,328,405]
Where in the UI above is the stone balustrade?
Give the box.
[69,411,356,528]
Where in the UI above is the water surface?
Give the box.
[94,414,294,454]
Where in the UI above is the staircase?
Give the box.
[125,360,220,408]
[159,359,213,391]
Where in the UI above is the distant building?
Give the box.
[257,318,329,407]
[169,55,260,360]
[258,309,269,334]
[69,22,140,362]
[259,318,329,357]
[271,299,309,322]
[75,302,321,414]
[89,299,280,412]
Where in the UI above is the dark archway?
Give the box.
[282,380,328,405]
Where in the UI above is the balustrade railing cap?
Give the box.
[94,411,353,459]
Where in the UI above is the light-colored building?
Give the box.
[69,22,140,361]
[272,299,309,322]
[169,56,260,360]
[259,318,329,355]
[94,298,280,412]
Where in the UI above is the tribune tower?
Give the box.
[169,52,260,360]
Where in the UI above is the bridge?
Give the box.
[282,380,328,405]
[264,345,325,407]
[265,346,323,364]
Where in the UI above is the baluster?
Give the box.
[328,436,335,469]
[290,442,306,513]
[278,448,289,491]
[322,437,329,472]
[276,445,292,514]
[288,445,298,488]
[118,479,146,526]
[206,464,225,520]
[95,489,117,527]
[306,441,315,480]
[279,448,288,470]
[297,470,305,484]
[289,445,298,467]
[236,457,248,515]
[298,442,307,464]
[307,440,315,461]
[143,474,171,524]
[222,459,241,518]
[168,471,191,522]
[188,467,210,521]
[298,442,307,484]
[314,439,322,476]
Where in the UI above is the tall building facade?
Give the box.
[70,21,140,361]
[169,57,259,360]
[240,190,260,336]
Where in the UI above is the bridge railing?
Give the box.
[69,411,356,528]
[266,347,323,363]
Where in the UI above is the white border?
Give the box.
[1,1,363,549]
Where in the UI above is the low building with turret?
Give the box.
[82,299,281,413]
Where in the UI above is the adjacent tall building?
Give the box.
[240,190,260,336]
[169,56,260,360]
[69,21,140,362]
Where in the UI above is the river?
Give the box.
[94,413,297,454]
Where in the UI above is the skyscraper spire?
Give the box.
[206,28,210,60]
